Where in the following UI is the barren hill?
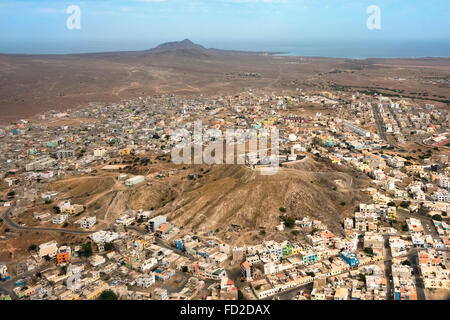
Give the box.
[47,157,371,244]
[147,39,208,54]
[162,158,371,239]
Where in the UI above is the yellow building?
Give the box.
[406,165,424,175]
[120,148,131,156]
[291,245,302,256]
[60,291,80,300]
[134,239,148,250]
[83,281,109,300]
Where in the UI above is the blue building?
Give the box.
[0,274,10,281]
[340,251,359,268]
[197,249,209,258]
[15,279,24,287]
[175,239,184,251]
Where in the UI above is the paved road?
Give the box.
[383,235,394,300]
[2,208,94,235]
[396,209,440,238]
[267,282,313,301]
[407,249,426,300]
[126,225,147,235]
[371,102,388,142]
[387,104,404,134]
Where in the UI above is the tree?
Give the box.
[60,266,67,275]
[364,247,373,255]
[432,214,442,221]
[279,207,287,213]
[79,242,93,257]
[399,201,411,209]
[284,217,295,228]
[104,242,113,251]
[28,244,37,251]
[237,290,245,300]
[387,202,396,207]
[98,290,118,300]
[44,255,51,261]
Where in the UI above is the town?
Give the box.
[0,88,449,300]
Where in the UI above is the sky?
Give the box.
[0,0,449,54]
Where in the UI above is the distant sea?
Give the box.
[209,39,450,59]
[1,39,450,59]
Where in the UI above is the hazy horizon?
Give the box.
[1,0,450,58]
[1,38,450,59]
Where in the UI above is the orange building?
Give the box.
[56,246,71,264]
[57,252,70,264]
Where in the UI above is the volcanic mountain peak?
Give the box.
[149,39,206,53]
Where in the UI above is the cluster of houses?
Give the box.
[0,89,448,300]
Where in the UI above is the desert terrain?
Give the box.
[1,40,449,123]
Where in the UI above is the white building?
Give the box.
[411,233,425,248]
[134,274,155,288]
[89,255,106,267]
[38,240,58,258]
[432,191,450,202]
[52,214,68,225]
[246,254,261,266]
[90,230,120,243]
[437,175,450,189]
[78,216,96,229]
[148,215,167,233]
[0,264,8,277]
[140,258,158,272]
[125,175,145,186]
[343,121,371,138]
[93,148,108,158]
[116,214,135,226]
[57,200,71,212]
